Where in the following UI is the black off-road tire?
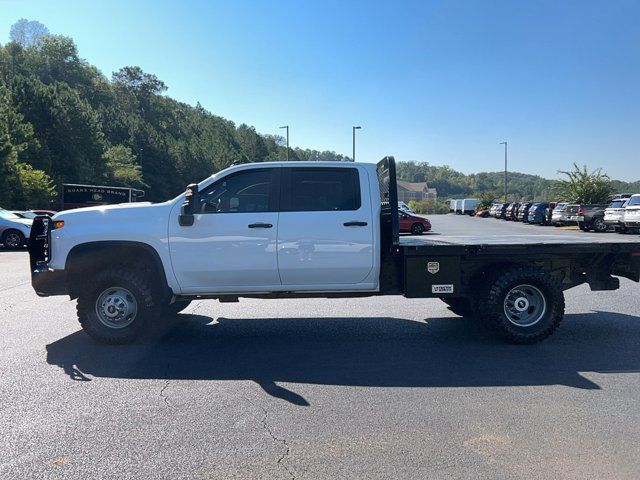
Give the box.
[76,267,159,344]
[411,223,424,235]
[477,266,565,344]
[2,229,25,249]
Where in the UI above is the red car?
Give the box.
[399,211,431,235]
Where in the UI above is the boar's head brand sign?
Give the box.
[427,261,440,274]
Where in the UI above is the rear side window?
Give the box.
[285,168,361,212]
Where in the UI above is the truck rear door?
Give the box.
[276,166,374,286]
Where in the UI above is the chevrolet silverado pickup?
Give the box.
[28,158,640,345]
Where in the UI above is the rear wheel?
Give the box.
[77,267,159,344]
[477,266,565,344]
[411,223,424,235]
[592,217,608,233]
[2,229,25,249]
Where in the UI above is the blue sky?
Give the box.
[1,0,639,181]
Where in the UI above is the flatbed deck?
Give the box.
[398,215,640,258]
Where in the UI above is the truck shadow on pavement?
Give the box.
[46,311,640,406]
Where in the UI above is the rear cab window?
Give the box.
[281,167,361,212]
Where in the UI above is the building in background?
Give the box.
[397,180,437,203]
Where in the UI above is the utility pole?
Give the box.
[500,141,508,201]
[280,125,289,161]
[352,126,361,162]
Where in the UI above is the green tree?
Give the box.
[103,145,146,188]
[9,19,49,47]
[112,66,167,96]
[14,163,56,208]
[553,163,614,204]
[477,191,496,211]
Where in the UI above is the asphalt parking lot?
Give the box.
[2,215,640,479]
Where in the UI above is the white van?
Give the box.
[455,199,463,214]
[461,198,480,215]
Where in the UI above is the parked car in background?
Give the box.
[504,203,520,221]
[494,202,509,219]
[0,208,32,249]
[516,202,533,222]
[527,203,550,225]
[604,199,630,233]
[11,211,39,219]
[461,198,480,215]
[623,195,640,233]
[573,204,610,232]
[551,203,569,226]
[30,210,57,217]
[611,193,633,201]
[399,211,431,235]
[398,201,415,214]
[475,209,490,217]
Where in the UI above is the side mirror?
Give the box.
[179,183,198,226]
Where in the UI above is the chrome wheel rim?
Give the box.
[503,284,547,327]
[95,287,138,329]
[5,232,21,248]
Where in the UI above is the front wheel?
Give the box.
[2,229,25,249]
[477,266,565,344]
[77,267,159,344]
[411,223,425,235]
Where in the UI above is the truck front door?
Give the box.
[168,168,281,293]
[276,166,375,287]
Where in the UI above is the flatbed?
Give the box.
[28,156,640,345]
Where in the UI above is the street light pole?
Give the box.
[500,141,508,201]
[352,126,361,162]
[280,125,289,161]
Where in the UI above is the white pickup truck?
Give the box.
[28,158,640,345]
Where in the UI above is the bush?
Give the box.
[408,199,450,215]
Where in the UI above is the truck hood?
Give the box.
[54,201,175,222]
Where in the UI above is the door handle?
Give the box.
[343,221,368,227]
[248,223,273,228]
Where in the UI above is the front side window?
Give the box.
[628,196,640,207]
[199,169,275,213]
[286,168,361,212]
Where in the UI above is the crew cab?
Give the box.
[28,158,640,345]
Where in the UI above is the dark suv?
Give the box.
[516,202,533,222]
